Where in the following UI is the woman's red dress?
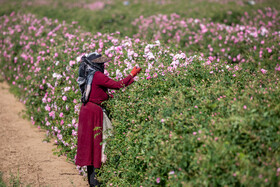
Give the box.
[75,71,134,168]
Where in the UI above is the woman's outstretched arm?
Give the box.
[94,71,134,90]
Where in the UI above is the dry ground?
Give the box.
[0,81,88,187]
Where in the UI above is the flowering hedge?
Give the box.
[132,8,280,70]
[1,12,280,186]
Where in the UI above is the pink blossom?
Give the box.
[45,105,51,111]
[169,171,175,175]
[267,48,272,53]
[86,1,105,10]
[10,11,15,17]
[205,60,211,65]
[169,132,172,138]
[261,69,267,74]
[57,134,62,140]
[243,105,247,110]
[69,60,76,66]
[49,111,55,118]
[72,130,77,136]
[265,178,268,183]
[62,96,67,101]
[156,177,160,183]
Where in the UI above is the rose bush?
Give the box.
[132,8,279,69]
[1,11,280,186]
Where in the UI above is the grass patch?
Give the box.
[0,170,27,187]
[0,172,6,187]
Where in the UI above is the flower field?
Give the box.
[132,8,279,69]
[0,1,280,186]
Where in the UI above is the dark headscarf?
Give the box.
[77,53,105,103]
[87,53,105,73]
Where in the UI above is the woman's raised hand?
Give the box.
[130,66,142,77]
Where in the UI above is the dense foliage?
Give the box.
[132,8,279,69]
[1,2,280,186]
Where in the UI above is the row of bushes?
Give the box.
[132,8,279,70]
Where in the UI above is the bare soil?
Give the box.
[0,81,88,187]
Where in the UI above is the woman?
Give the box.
[75,52,141,187]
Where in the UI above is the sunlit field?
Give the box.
[0,0,279,186]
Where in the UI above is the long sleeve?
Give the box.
[94,71,134,90]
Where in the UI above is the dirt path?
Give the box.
[0,81,88,187]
